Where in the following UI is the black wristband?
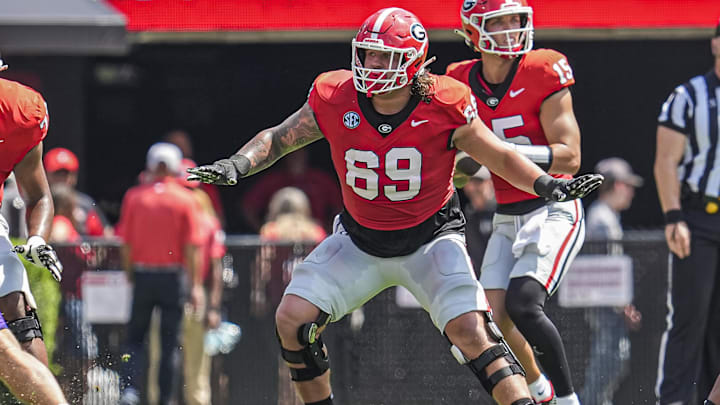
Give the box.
[533,175,556,200]
[664,209,684,224]
[229,155,251,177]
[456,155,483,176]
[704,400,716,405]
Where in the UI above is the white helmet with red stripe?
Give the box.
[458,0,534,57]
[352,8,429,95]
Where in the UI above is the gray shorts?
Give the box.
[0,215,37,309]
[284,219,488,333]
[480,199,585,295]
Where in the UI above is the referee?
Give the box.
[654,19,720,404]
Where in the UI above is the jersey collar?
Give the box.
[356,92,422,137]
[468,56,521,110]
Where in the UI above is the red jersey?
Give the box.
[308,70,477,231]
[115,177,203,267]
[197,212,226,282]
[0,78,49,201]
[446,49,574,205]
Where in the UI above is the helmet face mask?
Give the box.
[352,8,428,96]
[352,40,418,95]
[460,0,534,57]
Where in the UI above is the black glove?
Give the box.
[533,173,604,202]
[14,236,63,282]
[186,155,251,186]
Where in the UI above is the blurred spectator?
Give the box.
[164,129,194,159]
[177,159,226,405]
[242,148,342,232]
[116,143,203,405]
[253,187,325,405]
[164,129,225,225]
[580,157,643,405]
[252,187,326,317]
[44,147,112,237]
[49,184,80,243]
[260,187,327,242]
[459,165,495,278]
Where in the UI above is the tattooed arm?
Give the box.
[237,102,324,176]
[187,102,324,185]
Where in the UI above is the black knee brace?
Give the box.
[277,312,331,382]
[450,311,525,394]
[7,310,43,343]
[511,400,534,405]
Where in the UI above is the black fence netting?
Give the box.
[46,232,668,404]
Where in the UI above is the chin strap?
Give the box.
[417,56,437,76]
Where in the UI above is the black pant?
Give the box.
[121,270,188,404]
[657,208,720,404]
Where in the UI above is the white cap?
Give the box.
[146,142,182,174]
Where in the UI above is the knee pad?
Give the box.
[450,311,524,394]
[277,312,330,382]
[505,277,547,324]
[7,310,43,343]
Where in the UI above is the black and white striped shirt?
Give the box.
[658,70,720,198]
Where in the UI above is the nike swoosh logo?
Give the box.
[509,88,526,98]
[410,119,429,127]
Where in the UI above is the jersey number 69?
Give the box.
[345,147,421,201]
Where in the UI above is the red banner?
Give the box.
[107,0,720,32]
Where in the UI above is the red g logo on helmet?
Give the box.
[352,8,429,96]
[458,0,533,57]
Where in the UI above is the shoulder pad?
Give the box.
[311,70,354,105]
[445,59,478,78]
[524,49,568,70]
[0,79,45,128]
[433,75,471,106]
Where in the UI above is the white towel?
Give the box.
[511,207,550,258]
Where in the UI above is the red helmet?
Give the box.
[352,8,429,95]
[458,0,533,57]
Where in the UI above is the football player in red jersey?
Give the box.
[0,55,68,403]
[189,8,601,405]
[447,1,585,403]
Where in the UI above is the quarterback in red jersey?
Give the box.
[0,56,68,403]
[189,7,601,405]
[448,1,585,403]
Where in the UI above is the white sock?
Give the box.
[556,392,580,405]
[528,374,553,401]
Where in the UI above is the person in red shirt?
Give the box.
[44,147,112,237]
[188,8,602,405]
[0,54,68,405]
[447,1,586,403]
[116,143,203,405]
[177,158,226,405]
